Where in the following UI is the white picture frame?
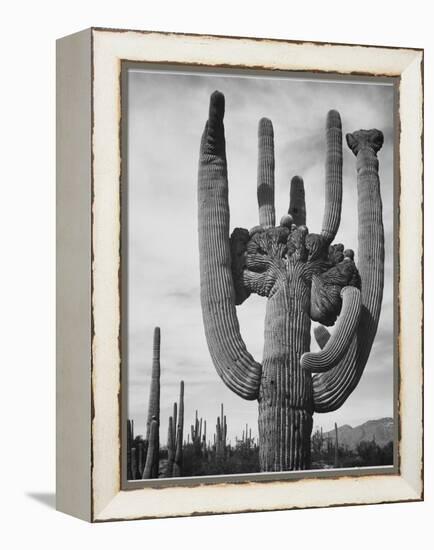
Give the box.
[56,27,423,522]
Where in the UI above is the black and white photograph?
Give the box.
[123,66,395,481]
[3,0,427,539]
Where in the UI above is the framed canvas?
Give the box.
[56,27,423,522]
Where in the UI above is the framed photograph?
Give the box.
[56,28,423,522]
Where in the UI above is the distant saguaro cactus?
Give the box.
[334,422,340,468]
[191,410,203,457]
[197,91,385,471]
[143,419,158,479]
[136,437,145,478]
[202,420,207,456]
[127,419,134,479]
[215,404,227,458]
[166,416,175,477]
[142,327,161,479]
[173,380,184,477]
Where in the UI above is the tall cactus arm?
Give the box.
[321,110,343,242]
[198,91,262,400]
[313,129,384,412]
[257,118,275,227]
[301,286,361,373]
[288,175,306,226]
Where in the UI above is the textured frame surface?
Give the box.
[58,27,423,522]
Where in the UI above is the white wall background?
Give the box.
[1,0,431,548]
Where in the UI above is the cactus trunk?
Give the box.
[258,284,313,470]
[143,419,158,479]
[166,416,174,477]
[145,327,160,478]
[127,419,133,480]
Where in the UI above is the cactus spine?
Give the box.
[197,91,384,471]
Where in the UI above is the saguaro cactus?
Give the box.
[142,327,161,479]
[127,419,134,479]
[215,404,227,459]
[334,422,340,468]
[202,420,207,456]
[143,419,158,478]
[173,380,184,477]
[191,410,203,457]
[166,416,175,477]
[197,91,384,471]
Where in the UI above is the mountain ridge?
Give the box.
[321,417,394,450]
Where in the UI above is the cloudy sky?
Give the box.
[126,67,395,446]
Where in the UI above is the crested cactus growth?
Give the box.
[197,91,385,471]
